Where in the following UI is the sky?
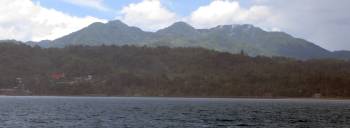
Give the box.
[0,0,349,51]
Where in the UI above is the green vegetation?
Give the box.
[34,20,350,60]
[0,42,349,97]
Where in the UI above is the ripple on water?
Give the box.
[0,96,349,128]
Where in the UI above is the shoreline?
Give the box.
[0,95,349,100]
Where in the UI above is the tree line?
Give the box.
[0,42,349,97]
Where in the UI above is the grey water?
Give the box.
[0,96,349,128]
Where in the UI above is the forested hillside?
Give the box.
[33,20,349,60]
[0,42,349,97]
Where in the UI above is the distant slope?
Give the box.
[331,50,350,60]
[32,20,340,59]
[154,24,331,59]
[49,20,153,47]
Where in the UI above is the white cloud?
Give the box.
[253,0,350,51]
[0,0,106,41]
[62,0,111,11]
[187,0,350,50]
[188,0,274,29]
[119,0,177,31]
[1,0,348,51]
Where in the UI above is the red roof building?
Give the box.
[51,72,65,80]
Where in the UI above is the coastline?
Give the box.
[0,95,349,100]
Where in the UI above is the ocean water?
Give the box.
[0,96,349,128]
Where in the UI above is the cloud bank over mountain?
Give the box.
[118,0,350,51]
[119,0,177,31]
[188,0,273,29]
[0,0,106,41]
[0,0,349,50]
[254,0,350,50]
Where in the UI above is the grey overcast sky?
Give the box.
[0,0,349,51]
[255,0,350,51]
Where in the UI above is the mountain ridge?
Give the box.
[25,20,349,60]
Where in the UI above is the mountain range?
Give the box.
[27,20,350,59]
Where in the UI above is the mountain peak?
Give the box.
[156,21,197,37]
[211,24,266,36]
[214,24,257,30]
[169,22,193,29]
[43,20,336,59]
[237,24,261,31]
[106,20,128,26]
[216,24,238,29]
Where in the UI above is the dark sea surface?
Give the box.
[0,96,349,128]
